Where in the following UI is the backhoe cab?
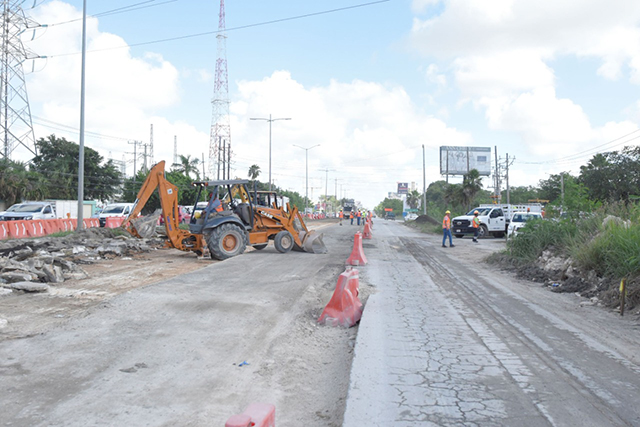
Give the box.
[190,179,327,260]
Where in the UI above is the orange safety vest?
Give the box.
[357,211,362,218]
[442,215,450,229]
[211,198,223,212]
[350,212,354,219]
[472,216,480,228]
[339,212,343,219]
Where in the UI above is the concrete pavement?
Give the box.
[343,220,640,426]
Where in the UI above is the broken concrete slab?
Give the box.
[0,271,38,283]
[3,281,50,292]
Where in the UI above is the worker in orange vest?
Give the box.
[350,210,354,225]
[442,210,454,248]
[356,210,362,226]
[339,210,343,226]
[472,210,480,243]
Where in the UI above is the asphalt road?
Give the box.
[344,219,640,426]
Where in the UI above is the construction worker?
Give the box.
[357,210,362,226]
[472,210,481,243]
[442,210,454,247]
[339,210,343,226]
[350,210,354,225]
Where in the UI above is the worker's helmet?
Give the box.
[474,210,479,215]
[445,210,450,214]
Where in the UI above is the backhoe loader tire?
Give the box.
[274,230,294,253]
[253,244,268,250]
[207,223,247,260]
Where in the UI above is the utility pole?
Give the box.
[173,136,177,165]
[422,144,426,215]
[128,140,141,176]
[319,168,335,214]
[149,124,154,166]
[293,144,319,214]
[201,153,206,179]
[76,0,87,230]
[251,114,291,191]
[494,145,500,200]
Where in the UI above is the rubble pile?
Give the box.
[0,227,163,294]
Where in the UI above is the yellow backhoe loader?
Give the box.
[121,161,327,260]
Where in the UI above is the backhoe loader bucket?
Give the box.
[294,230,328,254]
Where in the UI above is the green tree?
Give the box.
[502,186,540,204]
[579,147,640,202]
[248,164,261,181]
[374,197,403,217]
[172,154,200,180]
[461,169,483,210]
[0,159,46,205]
[31,134,122,201]
[121,169,201,214]
[406,190,421,210]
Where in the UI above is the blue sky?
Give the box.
[14,0,640,208]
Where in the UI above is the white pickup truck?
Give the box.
[451,204,543,239]
[0,202,57,221]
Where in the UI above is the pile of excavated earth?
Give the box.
[0,228,162,296]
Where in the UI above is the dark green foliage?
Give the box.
[31,135,122,201]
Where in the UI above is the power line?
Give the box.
[519,129,640,165]
[47,0,178,27]
[45,0,391,58]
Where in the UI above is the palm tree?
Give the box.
[248,164,261,181]
[406,190,421,210]
[462,169,483,210]
[443,183,464,210]
[173,155,200,180]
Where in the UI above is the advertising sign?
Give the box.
[440,146,492,176]
[397,182,409,194]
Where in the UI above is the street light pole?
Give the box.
[293,144,320,214]
[250,114,291,191]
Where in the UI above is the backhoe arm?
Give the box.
[121,161,167,235]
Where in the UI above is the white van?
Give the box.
[99,203,135,227]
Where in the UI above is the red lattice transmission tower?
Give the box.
[208,0,231,179]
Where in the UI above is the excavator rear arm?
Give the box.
[121,161,204,254]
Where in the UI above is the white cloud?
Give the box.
[23,0,198,171]
[409,0,640,180]
[232,71,471,207]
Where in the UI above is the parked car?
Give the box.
[506,211,544,239]
[405,213,418,221]
[0,202,57,221]
[99,203,135,227]
[385,212,396,221]
[159,205,190,225]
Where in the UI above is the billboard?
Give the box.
[397,182,409,195]
[440,146,492,176]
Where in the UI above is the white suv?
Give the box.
[507,211,543,239]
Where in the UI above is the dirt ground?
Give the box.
[0,248,209,341]
[0,218,338,342]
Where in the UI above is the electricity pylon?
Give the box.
[0,0,38,160]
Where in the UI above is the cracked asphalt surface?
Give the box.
[344,220,640,426]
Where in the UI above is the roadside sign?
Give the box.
[384,208,393,212]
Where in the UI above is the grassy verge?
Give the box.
[490,203,640,310]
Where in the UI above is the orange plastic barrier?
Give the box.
[225,403,276,427]
[0,221,10,239]
[318,268,363,327]
[7,220,28,239]
[90,218,99,227]
[363,221,372,239]
[104,216,125,228]
[346,232,367,266]
[26,220,46,237]
[43,219,61,235]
